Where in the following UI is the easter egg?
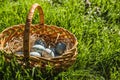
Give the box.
[34,39,46,47]
[45,48,55,57]
[32,45,45,53]
[50,48,56,54]
[30,52,41,57]
[55,42,66,55]
[42,51,53,58]
[50,48,59,57]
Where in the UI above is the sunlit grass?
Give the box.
[0,0,120,80]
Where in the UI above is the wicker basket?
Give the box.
[0,3,78,71]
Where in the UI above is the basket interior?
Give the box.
[0,24,77,54]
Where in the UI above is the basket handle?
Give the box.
[23,3,44,63]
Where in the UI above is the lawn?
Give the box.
[0,0,120,80]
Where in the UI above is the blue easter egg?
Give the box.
[55,42,66,55]
[50,48,59,57]
[34,39,46,47]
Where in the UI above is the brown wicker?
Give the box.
[0,3,78,71]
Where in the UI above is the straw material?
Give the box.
[0,3,78,71]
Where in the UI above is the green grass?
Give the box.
[0,0,120,80]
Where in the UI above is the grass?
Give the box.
[0,0,120,80]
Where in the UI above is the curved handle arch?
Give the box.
[23,3,44,62]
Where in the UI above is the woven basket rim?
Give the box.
[0,24,78,60]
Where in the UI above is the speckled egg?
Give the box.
[55,42,66,55]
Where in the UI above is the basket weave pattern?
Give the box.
[0,3,78,70]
